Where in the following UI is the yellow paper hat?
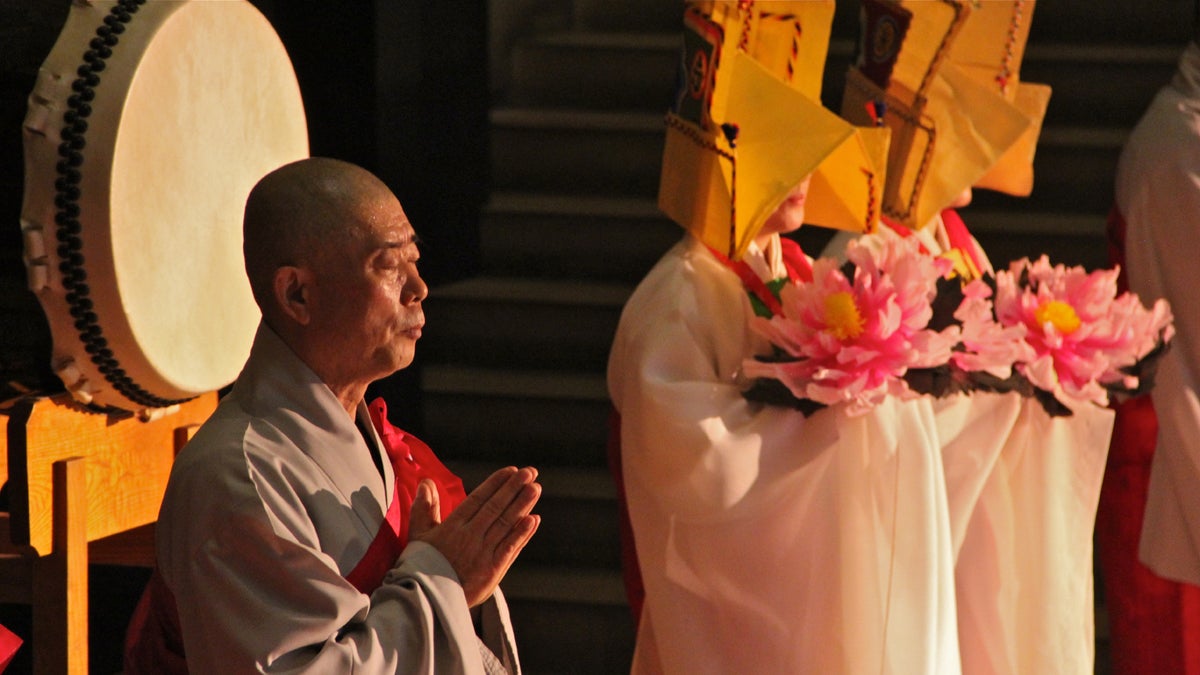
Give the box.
[658,0,890,260]
[841,0,1052,229]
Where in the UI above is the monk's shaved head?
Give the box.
[238,156,427,412]
[242,157,395,315]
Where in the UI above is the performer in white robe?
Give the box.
[834,2,1115,672]
[822,202,1023,561]
[1126,38,1200,590]
[609,4,957,671]
[609,233,959,673]
[1112,37,1200,672]
[130,157,541,674]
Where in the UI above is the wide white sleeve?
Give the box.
[931,392,1022,558]
[607,245,818,523]
[609,243,960,674]
[952,397,1114,674]
[1120,86,1200,584]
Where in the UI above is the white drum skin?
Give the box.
[20,0,308,413]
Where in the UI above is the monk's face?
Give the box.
[310,189,427,384]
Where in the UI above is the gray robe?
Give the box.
[156,323,520,673]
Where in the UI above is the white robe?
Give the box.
[156,323,520,674]
[826,218,1116,674]
[607,234,960,674]
[950,396,1112,675]
[1120,41,1200,587]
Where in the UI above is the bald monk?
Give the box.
[124,157,540,674]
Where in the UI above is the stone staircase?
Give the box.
[415,2,1194,673]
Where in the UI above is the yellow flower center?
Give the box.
[1034,300,1081,335]
[824,291,865,340]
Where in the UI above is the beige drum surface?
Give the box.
[21,0,308,413]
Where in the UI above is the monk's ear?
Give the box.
[272,265,314,326]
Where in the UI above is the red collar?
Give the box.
[883,210,985,279]
[706,238,812,317]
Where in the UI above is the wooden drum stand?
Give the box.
[0,392,215,674]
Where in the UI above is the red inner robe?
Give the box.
[1097,206,1200,674]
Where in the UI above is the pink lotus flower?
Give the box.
[994,255,1174,409]
[951,278,1036,379]
[743,237,960,415]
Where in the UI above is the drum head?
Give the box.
[21,0,308,413]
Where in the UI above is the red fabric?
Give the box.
[352,397,467,593]
[1098,396,1200,675]
[123,570,187,675]
[1106,204,1133,294]
[705,238,813,317]
[777,237,814,283]
[0,624,22,673]
[883,210,983,276]
[606,409,644,623]
[367,397,467,531]
[938,208,985,275]
[1095,206,1200,674]
[123,397,465,673]
[881,215,930,254]
[344,476,410,594]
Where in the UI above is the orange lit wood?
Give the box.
[3,393,215,556]
[0,391,215,673]
[31,457,88,675]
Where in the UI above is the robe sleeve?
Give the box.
[607,240,823,524]
[1120,79,1200,585]
[608,238,961,673]
[159,443,497,674]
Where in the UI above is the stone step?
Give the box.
[500,564,635,675]
[421,216,1108,377]
[976,126,1126,217]
[506,34,855,113]
[570,0,681,33]
[1029,1,1191,46]
[964,209,1109,272]
[565,0,1193,47]
[507,31,679,112]
[489,107,664,198]
[420,365,611,468]
[567,0,888,37]
[504,22,1180,126]
[449,460,622,570]
[490,107,1126,209]
[481,190,1111,284]
[1024,44,1179,128]
[481,194,836,283]
[423,276,630,372]
[480,192,680,283]
[507,28,1178,128]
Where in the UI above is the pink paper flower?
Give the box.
[994,255,1174,409]
[1102,291,1174,391]
[743,237,959,415]
[951,278,1036,379]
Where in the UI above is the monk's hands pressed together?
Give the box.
[409,466,541,607]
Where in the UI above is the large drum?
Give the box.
[15,0,308,414]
